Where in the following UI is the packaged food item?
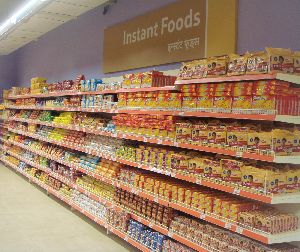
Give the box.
[246,51,269,74]
[272,129,293,155]
[221,159,243,182]
[227,125,248,147]
[241,166,267,191]
[293,51,300,74]
[251,95,275,112]
[178,62,194,79]
[191,59,207,79]
[203,158,222,178]
[266,47,294,73]
[227,53,249,76]
[206,56,228,77]
[248,131,272,151]
[231,96,252,110]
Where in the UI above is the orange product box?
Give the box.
[248,131,272,150]
[232,81,253,96]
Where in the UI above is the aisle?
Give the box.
[0,164,137,252]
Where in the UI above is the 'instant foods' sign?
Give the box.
[103,0,237,73]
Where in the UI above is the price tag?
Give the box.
[124,236,129,242]
[167,231,174,238]
[157,139,162,144]
[154,196,158,203]
[236,226,243,234]
[196,178,202,185]
[143,137,148,142]
[112,133,117,138]
[233,188,240,195]
[200,213,206,219]
[173,142,179,147]
[225,222,232,229]
[149,222,154,228]
[178,112,184,116]
[137,216,142,222]
[170,172,176,178]
[236,151,243,158]
[131,188,136,194]
[111,157,116,162]
[165,171,171,176]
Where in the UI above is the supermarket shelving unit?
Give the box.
[2,72,300,251]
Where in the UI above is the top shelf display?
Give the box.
[5,73,300,100]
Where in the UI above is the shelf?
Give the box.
[115,85,178,93]
[174,73,300,85]
[6,90,118,100]
[6,86,178,100]
[2,139,300,245]
[7,125,298,165]
[0,158,153,252]
[4,128,300,205]
[6,105,300,124]
[0,154,210,252]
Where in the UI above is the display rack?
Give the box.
[2,73,300,251]
[3,129,300,205]
[2,134,300,245]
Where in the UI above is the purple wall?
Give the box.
[0,54,16,89]
[1,0,300,87]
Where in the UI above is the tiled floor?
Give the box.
[0,164,137,252]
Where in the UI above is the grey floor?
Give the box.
[0,164,137,252]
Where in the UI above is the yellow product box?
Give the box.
[285,169,300,192]
[227,53,249,76]
[221,159,243,182]
[203,158,222,178]
[248,131,272,150]
[207,125,227,145]
[206,56,228,77]
[178,61,194,80]
[231,96,252,110]
[191,59,207,79]
[241,166,267,190]
[252,95,275,111]
[246,51,269,74]
[266,170,286,194]
[188,157,204,174]
[294,51,300,74]
[182,95,197,109]
[191,122,208,144]
[227,125,249,147]
[175,122,192,143]
[292,130,300,156]
[272,129,293,155]
[266,47,294,74]
[213,96,232,110]
[196,96,214,109]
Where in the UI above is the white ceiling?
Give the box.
[0,0,108,55]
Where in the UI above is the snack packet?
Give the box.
[227,53,249,76]
[266,47,294,73]
[246,51,269,74]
